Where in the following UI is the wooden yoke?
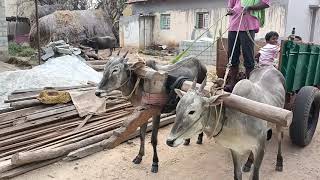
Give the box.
[181,81,293,127]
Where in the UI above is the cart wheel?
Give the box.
[290,86,320,147]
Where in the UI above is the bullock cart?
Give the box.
[216,40,320,147]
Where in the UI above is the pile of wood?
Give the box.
[0,85,175,179]
[86,59,108,71]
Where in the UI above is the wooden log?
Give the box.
[87,60,108,65]
[90,65,105,71]
[0,158,62,179]
[181,81,293,127]
[65,115,175,161]
[0,160,11,173]
[10,99,42,110]
[11,130,115,166]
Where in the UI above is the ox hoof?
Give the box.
[183,139,191,146]
[151,163,158,173]
[275,165,283,172]
[132,156,143,164]
[242,165,251,172]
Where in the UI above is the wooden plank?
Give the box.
[65,114,175,161]
[0,121,80,147]
[0,118,80,142]
[0,105,45,123]
[74,114,93,132]
[34,120,123,150]
[4,95,38,103]
[87,60,108,65]
[18,114,127,152]
[26,105,76,121]
[11,84,95,94]
[181,81,293,127]
[0,110,78,137]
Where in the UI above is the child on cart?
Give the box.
[256,31,281,68]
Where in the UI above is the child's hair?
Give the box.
[265,31,279,41]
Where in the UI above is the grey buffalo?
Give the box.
[167,66,286,180]
[81,36,117,56]
[95,52,207,173]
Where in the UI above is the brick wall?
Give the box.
[0,0,8,61]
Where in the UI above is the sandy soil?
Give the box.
[12,123,320,180]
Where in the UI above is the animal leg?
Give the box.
[151,115,160,173]
[275,126,284,172]
[251,143,265,180]
[108,48,113,57]
[196,132,204,144]
[132,123,147,164]
[183,138,191,146]
[95,48,99,54]
[231,149,242,180]
[243,152,254,172]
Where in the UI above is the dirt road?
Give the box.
[12,123,320,180]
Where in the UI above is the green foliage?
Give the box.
[9,42,36,57]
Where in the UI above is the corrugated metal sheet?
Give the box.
[280,41,320,92]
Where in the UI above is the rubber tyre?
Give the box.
[290,86,320,147]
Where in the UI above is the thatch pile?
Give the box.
[29,5,70,24]
[29,9,115,48]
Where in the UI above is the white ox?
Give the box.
[167,66,286,180]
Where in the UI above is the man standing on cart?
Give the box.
[224,0,270,92]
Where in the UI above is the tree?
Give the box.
[96,0,127,43]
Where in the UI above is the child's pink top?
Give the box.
[259,44,280,66]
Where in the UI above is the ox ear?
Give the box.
[205,93,230,106]
[174,89,186,98]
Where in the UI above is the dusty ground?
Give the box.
[12,123,320,180]
[0,61,18,73]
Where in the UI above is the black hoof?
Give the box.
[183,139,190,146]
[275,165,283,172]
[243,165,251,172]
[132,156,142,164]
[196,139,203,144]
[151,163,158,173]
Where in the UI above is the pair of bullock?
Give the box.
[95,52,285,180]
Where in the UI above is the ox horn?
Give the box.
[191,76,197,90]
[199,76,207,93]
[117,49,121,56]
[123,51,129,58]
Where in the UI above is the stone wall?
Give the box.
[0,0,8,61]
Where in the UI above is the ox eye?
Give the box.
[188,111,195,115]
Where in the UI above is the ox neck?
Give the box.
[119,71,141,105]
[203,105,225,138]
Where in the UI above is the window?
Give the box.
[196,12,209,29]
[160,14,170,30]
